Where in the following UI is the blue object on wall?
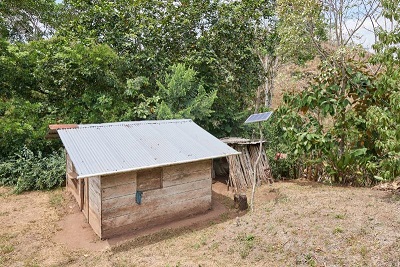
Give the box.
[136,191,143,205]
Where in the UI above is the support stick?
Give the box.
[250,121,263,212]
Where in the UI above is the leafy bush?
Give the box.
[275,53,399,185]
[0,147,65,193]
[263,115,299,180]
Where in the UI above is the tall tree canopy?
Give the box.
[57,0,277,136]
[0,0,278,161]
[0,0,60,42]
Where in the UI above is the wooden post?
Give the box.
[250,122,263,212]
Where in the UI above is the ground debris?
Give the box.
[372,178,400,192]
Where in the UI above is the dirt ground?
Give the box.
[0,180,399,267]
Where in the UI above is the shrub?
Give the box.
[0,147,65,193]
[263,115,299,180]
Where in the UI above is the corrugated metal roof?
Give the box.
[58,119,240,178]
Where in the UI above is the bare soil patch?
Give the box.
[1,180,399,266]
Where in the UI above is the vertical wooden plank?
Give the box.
[88,176,102,238]
[85,178,89,220]
[65,151,68,188]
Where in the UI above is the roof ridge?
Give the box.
[77,119,193,129]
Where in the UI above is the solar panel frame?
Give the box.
[244,111,273,124]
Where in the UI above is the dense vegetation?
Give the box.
[0,0,398,192]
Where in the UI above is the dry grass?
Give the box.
[1,181,400,266]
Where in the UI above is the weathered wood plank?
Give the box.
[89,182,101,201]
[88,177,101,237]
[67,172,78,180]
[88,206,101,238]
[67,176,79,193]
[137,168,162,191]
[66,154,74,173]
[90,176,101,189]
[101,172,136,189]
[89,188,101,214]
[89,176,101,195]
[102,194,211,231]
[102,183,136,200]
[163,168,211,188]
[102,194,135,211]
[163,160,211,179]
[102,186,211,220]
[145,178,211,201]
[102,199,210,239]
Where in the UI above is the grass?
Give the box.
[0,234,15,255]
[0,244,14,254]
[360,246,368,258]
[333,226,344,234]
[334,214,346,219]
[49,190,64,207]
[305,254,317,267]
[236,233,256,259]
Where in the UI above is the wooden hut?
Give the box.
[214,137,272,192]
[52,120,239,239]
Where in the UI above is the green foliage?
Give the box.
[276,0,327,63]
[157,64,217,122]
[273,0,399,185]
[277,54,381,185]
[0,98,55,160]
[365,89,400,181]
[59,0,275,138]
[0,37,160,159]
[364,1,400,182]
[0,0,60,42]
[236,233,256,259]
[263,114,299,179]
[0,147,65,194]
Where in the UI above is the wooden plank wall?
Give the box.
[66,154,80,205]
[88,176,102,237]
[101,172,137,238]
[137,168,162,191]
[101,160,212,238]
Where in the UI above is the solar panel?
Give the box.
[244,111,273,124]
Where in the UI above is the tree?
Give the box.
[366,0,400,181]
[278,54,381,184]
[0,37,159,159]
[274,0,391,184]
[0,0,60,42]
[276,0,327,63]
[59,0,277,137]
[156,64,217,122]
